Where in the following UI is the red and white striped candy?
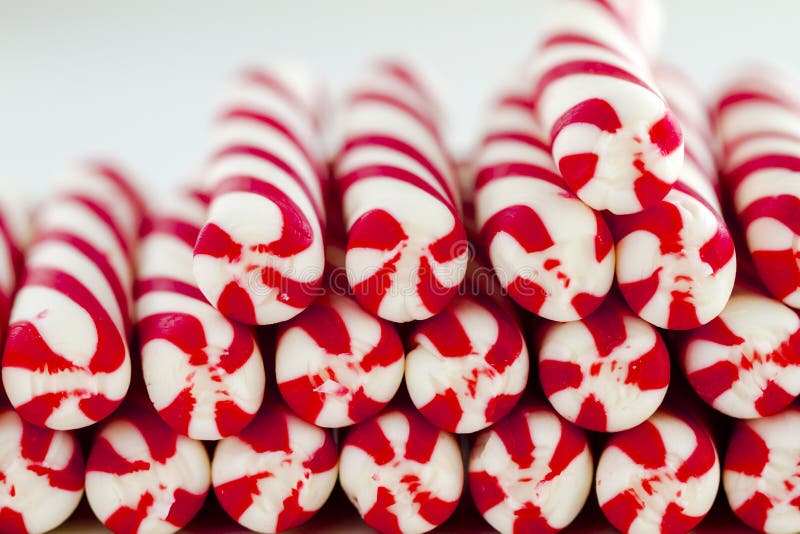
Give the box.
[714,67,800,309]
[405,294,528,433]
[596,410,720,533]
[538,296,670,432]
[334,60,468,323]
[468,402,593,534]
[85,404,210,534]
[0,407,84,534]
[2,163,144,430]
[473,82,615,321]
[679,286,800,419]
[528,0,683,214]
[212,404,338,533]
[724,406,800,533]
[276,292,404,428]
[609,65,736,330]
[0,194,29,351]
[193,62,328,325]
[339,406,463,534]
[136,190,266,440]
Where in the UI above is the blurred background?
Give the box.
[1,0,797,197]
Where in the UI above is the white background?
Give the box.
[0,0,797,198]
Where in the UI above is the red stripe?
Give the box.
[338,164,454,213]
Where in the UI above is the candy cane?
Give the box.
[678,285,800,419]
[468,402,593,534]
[2,163,144,430]
[0,407,84,534]
[212,404,338,532]
[334,60,468,323]
[194,61,328,325]
[714,66,800,309]
[0,193,29,351]
[528,0,683,214]
[473,80,615,321]
[85,403,210,534]
[136,189,266,440]
[405,294,528,433]
[595,410,720,533]
[538,295,670,432]
[608,65,736,330]
[339,406,463,533]
[724,406,800,533]
[275,292,404,428]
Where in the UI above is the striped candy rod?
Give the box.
[84,400,211,534]
[0,405,84,534]
[595,408,720,533]
[136,189,266,440]
[2,163,144,430]
[528,0,683,214]
[714,65,800,309]
[0,192,29,352]
[473,78,615,321]
[724,405,800,533]
[334,60,468,323]
[537,294,670,433]
[405,292,529,434]
[339,405,463,534]
[607,64,736,330]
[193,61,328,325]
[212,402,339,533]
[468,401,594,534]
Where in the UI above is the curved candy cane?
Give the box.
[529,0,683,214]
[275,292,404,428]
[595,410,720,533]
[85,404,210,534]
[405,294,528,433]
[473,80,615,321]
[212,404,338,533]
[339,406,463,534]
[194,62,328,325]
[538,295,670,432]
[2,163,144,430]
[0,407,84,534]
[724,406,800,533]
[714,66,800,309]
[136,189,266,440]
[608,64,736,330]
[0,194,29,352]
[334,60,468,323]
[468,402,593,534]
[679,285,800,419]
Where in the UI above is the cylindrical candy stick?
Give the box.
[2,163,144,430]
[339,406,463,534]
[405,294,528,433]
[473,81,615,321]
[678,285,800,419]
[275,292,404,428]
[595,410,720,533]
[0,193,29,351]
[468,402,593,533]
[334,60,468,322]
[528,0,683,214]
[85,403,210,534]
[0,407,84,534]
[607,65,736,330]
[538,295,670,432]
[136,189,266,440]
[714,66,800,309]
[724,406,800,533]
[212,404,338,533]
[193,62,328,325]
